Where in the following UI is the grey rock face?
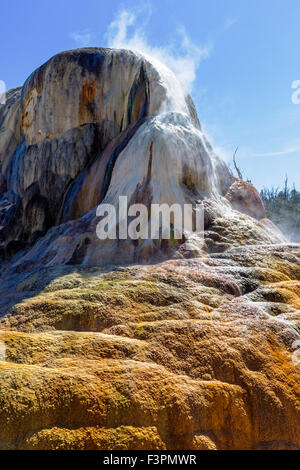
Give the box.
[0,87,22,190]
[0,49,154,259]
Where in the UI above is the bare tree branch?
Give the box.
[233,146,243,179]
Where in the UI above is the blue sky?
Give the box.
[1,0,299,190]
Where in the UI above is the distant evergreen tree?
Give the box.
[260,179,300,242]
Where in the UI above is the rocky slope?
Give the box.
[0,48,299,450]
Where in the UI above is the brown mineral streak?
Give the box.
[79,78,97,124]
[21,87,37,132]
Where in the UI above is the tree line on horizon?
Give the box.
[260,178,300,242]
